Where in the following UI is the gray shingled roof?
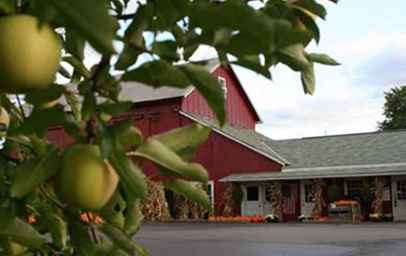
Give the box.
[118,82,189,103]
[181,112,288,165]
[118,58,220,102]
[267,130,406,169]
[220,130,406,182]
[61,59,220,106]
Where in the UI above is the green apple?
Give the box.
[55,144,119,210]
[0,15,61,92]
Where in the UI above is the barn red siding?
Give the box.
[180,116,282,215]
[182,66,258,129]
[46,98,183,150]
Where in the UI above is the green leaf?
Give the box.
[65,29,85,61]
[81,93,97,121]
[0,217,46,248]
[99,102,133,116]
[122,60,190,88]
[306,53,340,66]
[179,64,226,125]
[0,0,15,14]
[290,0,327,19]
[153,0,181,30]
[152,40,179,61]
[153,124,211,161]
[124,3,152,46]
[109,149,147,199]
[11,147,60,198]
[25,84,64,108]
[13,105,67,137]
[277,43,310,71]
[163,179,211,211]
[97,123,115,160]
[113,120,143,148]
[45,0,116,54]
[124,200,143,236]
[39,210,68,249]
[62,56,91,79]
[63,89,82,121]
[115,46,141,71]
[100,223,148,256]
[301,62,315,95]
[135,138,208,183]
[232,55,272,79]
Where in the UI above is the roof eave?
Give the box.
[180,111,287,167]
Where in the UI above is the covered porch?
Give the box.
[220,163,406,222]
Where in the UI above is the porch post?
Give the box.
[312,179,327,218]
[371,176,385,216]
[270,181,283,221]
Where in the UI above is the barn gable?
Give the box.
[181,60,261,129]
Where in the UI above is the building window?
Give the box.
[264,184,273,202]
[346,180,363,198]
[246,186,259,201]
[397,180,406,200]
[218,76,228,98]
[207,181,215,205]
[304,183,315,203]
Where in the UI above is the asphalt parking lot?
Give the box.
[136,222,406,256]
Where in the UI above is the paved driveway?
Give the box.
[136,222,406,256]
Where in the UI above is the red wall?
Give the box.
[46,96,281,216]
[182,66,258,129]
[180,116,282,215]
[46,98,183,149]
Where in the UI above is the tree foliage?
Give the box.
[0,0,338,254]
[379,86,406,131]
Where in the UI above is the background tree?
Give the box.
[0,0,338,255]
[379,86,406,131]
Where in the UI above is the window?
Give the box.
[397,180,406,200]
[246,186,259,201]
[218,76,228,98]
[346,180,363,198]
[304,183,315,203]
[264,184,272,202]
[282,184,291,198]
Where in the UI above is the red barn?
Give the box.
[47,59,406,222]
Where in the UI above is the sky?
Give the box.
[83,0,406,140]
[236,0,406,139]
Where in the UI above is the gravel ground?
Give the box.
[135,222,406,256]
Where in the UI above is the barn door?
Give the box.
[300,180,315,218]
[392,176,406,221]
[242,185,262,216]
[282,182,300,221]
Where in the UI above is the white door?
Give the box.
[242,185,262,216]
[392,176,406,221]
[262,183,273,215]
[300,180,315,218]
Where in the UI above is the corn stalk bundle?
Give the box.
[174,194,189,220]
[270,181,282,220]
[371,177,385,215]
[312,179,327,218]
[140,178,170,221]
